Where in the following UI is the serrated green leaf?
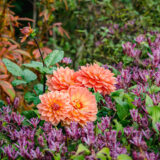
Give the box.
[117,154,132,160]
[22,69,37,82]
[12,80,27,86]
[3,58,22,76]
[44,50,64,67]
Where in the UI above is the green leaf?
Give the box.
[149,85,160,94]
[12,80,27,86]
[23,61,43,69]
[34,84,43,95]
[128,85,137,91]
[75,144,90,155]
[96,147,111,160]
[108,65,121,76]
[0,100,5,107]
[93,92,104,103]
[21,110,38,119]
[23,61,43,73]
[44,50,64,67]
[72,155,84,160]
[24,92,36,103]
[111,89,124,97]
[3,58,22,76]
[22,69,37,83]
[33,96,41,105]
[114,119,124,135]
[147,106,160,132]
[41,66,57,74]
[116,102,130,120]
[23,61,56,74]
[117,154,132,160]
[145,95,154,107]
[53,153,61,160]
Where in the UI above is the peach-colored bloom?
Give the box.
[37,91,72,126]
[65,86,97,126]
[75,63,116,95]
[46,67,78,92]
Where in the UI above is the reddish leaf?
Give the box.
[0,80,15,101]
[0,74,9,80]
[13,49,32,58]
[0,60,7,74]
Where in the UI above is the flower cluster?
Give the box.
[38,63,116,126]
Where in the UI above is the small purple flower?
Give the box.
[124,127,134,137]
[3,145,18,160]
[98,116,110,132]
[28,117,40,128]
[82,135,96,146]
[154,71,160,86]
[38,135,44,147]
[61,57,72,64]
[30,147,43,159]
[12,112,24,126]
[42,122,52,133]
[141,115,148,128]
[130,109,139,122]
[65,122,81,140]
[135,34,146,44]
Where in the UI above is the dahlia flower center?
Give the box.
[72,100,83,109]
[51,103,60,111]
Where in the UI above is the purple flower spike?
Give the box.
[28,117,40,128]
[38,135,44,147]
[12,112,24,126]
[65,122,81,140]
[3,145,18,160]
[130,109,139,122]
[98,115,110,132]
[13,97,20,110]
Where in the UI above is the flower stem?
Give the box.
[34,38,46,93]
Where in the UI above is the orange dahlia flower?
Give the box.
[75,63,116,95]
[46,67,77,92]
[37,91,72,126]
[65,86,97,126]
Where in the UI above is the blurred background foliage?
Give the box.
[3,0,160,67]
[1,0,160,104]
